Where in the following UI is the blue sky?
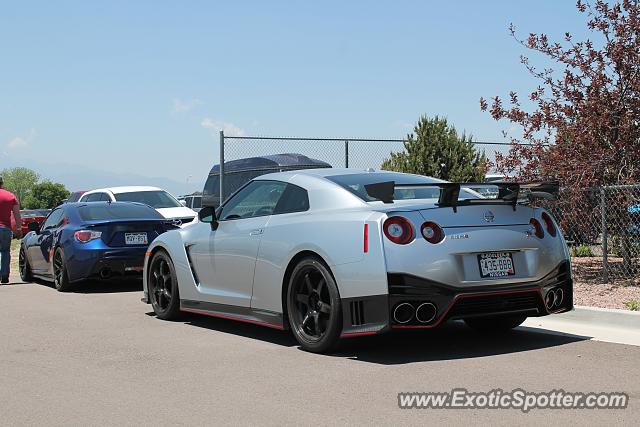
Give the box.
[0,1,589,190]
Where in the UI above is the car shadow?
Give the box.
[330,322,590,365]
[167,312,590,364]
[72,279,143,294]
[21,278,143,294]
[176,312,298,347]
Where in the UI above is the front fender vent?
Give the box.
[184,245,199,284]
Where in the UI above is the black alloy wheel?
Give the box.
[19,246,32,282]
[148,251,180,320]
[53,248,71,292]
[287,257,342,353]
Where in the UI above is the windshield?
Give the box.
[114,191,182,209]
[78,203,163,221]
[326,173,480,202]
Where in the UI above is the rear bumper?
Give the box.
[340,261,572,335]
[66,248,147,282]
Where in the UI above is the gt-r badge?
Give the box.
[483,210,495,223]
[450,233,469,240]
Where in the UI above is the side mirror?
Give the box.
[179,199,187,206]
[198,206,218,230]
[28,221,40,234]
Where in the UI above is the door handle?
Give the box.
[249,229,264,236]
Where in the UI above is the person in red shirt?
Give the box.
[0,176,22,284]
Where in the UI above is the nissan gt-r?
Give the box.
[142,168,572,353]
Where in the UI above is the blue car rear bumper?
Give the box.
[65,246,147,282]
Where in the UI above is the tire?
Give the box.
[148,251,181,320]
[19,246,33,282]
[286,256,342,353]
[463,314,527,332]
[53,248,72,292]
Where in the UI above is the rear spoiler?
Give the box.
[364,181,560,212]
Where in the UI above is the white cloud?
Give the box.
[172,98,202,113]
[7,128,36,150]
[201,117,246,137]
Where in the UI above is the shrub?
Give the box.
[571,244,594,257]
[624,300,639,311]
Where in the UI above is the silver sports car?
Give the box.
[142,168,572,353]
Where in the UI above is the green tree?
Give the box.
[381,116,487,182]
[23,181,70,209]
[0,167,40,206]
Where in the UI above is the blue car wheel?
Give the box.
[53,248,72,292]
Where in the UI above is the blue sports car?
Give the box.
[19,202,177,291]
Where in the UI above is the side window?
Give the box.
[203,175,219,197]
[273,184,309,215]
[82,193,100,202]
[42,209,64,230]
[98,193,111,202]
[219,181,287,220]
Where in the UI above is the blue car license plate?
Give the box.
[125,232,148,245]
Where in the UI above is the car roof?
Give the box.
[254,168,443,182]
[83,186,164,194]
[63,201,159,211]
[209,153,331,174]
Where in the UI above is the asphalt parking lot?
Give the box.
[1,277,638,426]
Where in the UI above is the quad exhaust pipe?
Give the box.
[393,301,438,324]
[393,302,414,324]
[415,302,437,324]
[545,288,564,310]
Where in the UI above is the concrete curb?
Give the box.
[559,305,640,329]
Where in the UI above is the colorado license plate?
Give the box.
[477,252,515,278]
[125,232,148,245]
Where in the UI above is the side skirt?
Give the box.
[180,299,286,330]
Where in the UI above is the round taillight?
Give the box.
[421,221,445,244]
[541,212,556,237]
[74,230,102,243]
[529,218,544,239]
[383,217,414,245]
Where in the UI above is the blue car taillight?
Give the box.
[74,230,102,243]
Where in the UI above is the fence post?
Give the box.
[219,130,225,205]
[600,186,609,283]
[344,140,349,168]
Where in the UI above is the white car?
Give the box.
[142,169,571,353]
[79,186,197,225]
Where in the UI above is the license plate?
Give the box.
[125,232,148,245]
[477,252,515,278]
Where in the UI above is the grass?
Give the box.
[625,299,640,311]
[571,244,595,257]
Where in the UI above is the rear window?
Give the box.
[67,191,85,202]
[78,203,163,221]
[326,173,480,202]
[204,171,270,197]
[114,191,182,209]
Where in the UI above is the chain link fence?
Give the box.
[215,132,639,284]
[546,185,640,284]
